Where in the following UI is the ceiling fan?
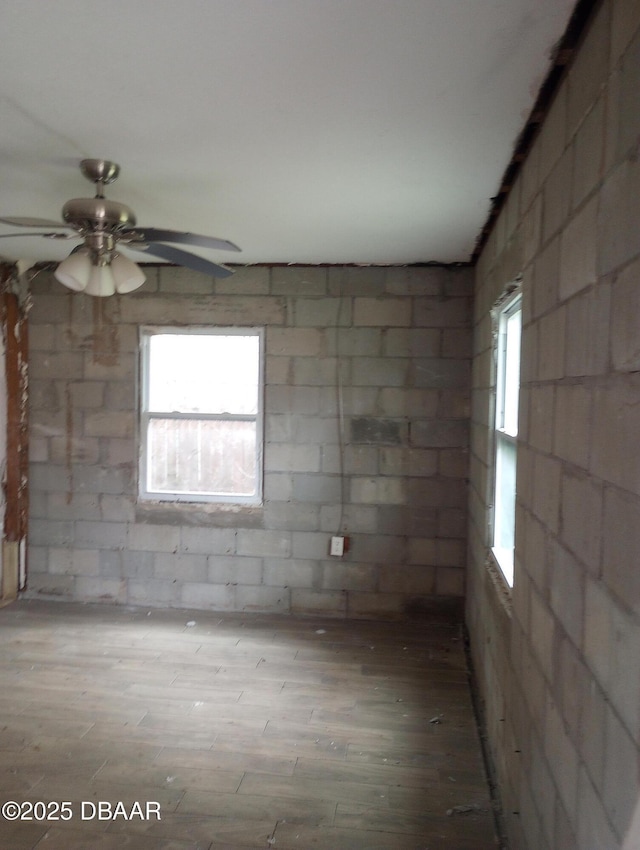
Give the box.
[0,159,241,296]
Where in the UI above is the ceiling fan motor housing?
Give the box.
[62,197,136,232]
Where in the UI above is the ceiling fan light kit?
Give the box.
[1,159,241,296]
[55,247,147,296]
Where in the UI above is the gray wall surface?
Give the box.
[28,264,471,618]
[467,1,640,847]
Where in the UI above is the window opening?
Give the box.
[491,290,522,586]
[140,327,264,504]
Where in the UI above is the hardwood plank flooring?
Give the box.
[0,600,499,849]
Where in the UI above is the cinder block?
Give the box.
[265,386,321,414]
[611,255,640,371]
[592,375,640,494]
[347,591,405,619]
[548,542,584,650]
[353,297,411,327]
[411,420,469,448]
[292,474,342,504]
[49,548,100,576]
[583,576,612,690]
[180,581,235,610]
[236,529,291,558]
[264,444,321,473]
[263,558,315,588]
[441,328,472,359]
[414,297,470,328]
[559,195,598,300]
[326,327,382,357]
[291,588,346,616]
[543,148,573,243]
[532,454,561,533]
[603,704,640,838]
[602,486,640,610]
[30,351,84,380]
[268,327,323,356]
[380,448,438,477]
[350,418,402,446]
[350,534,405,564]
[350,477,405,505]
[538,83,568,183]
[554,384,591,468]
[321,563,377,592]
[294,298,351,327]
[98,551,123,580]
[597,157,640,276]
[24,573,75,599]
[154,553,207,582]
[319,504,379,534]
[377,563,436,595]
[157,266,214,294]
[383,266,443,296]
[129,523,180,553]
[328,266,386,296]
[263,501,320,531]
[236,584,291,613]
[29,519,74,547]
[291,531,332,560]
[383,329,440,358]
[76,576,126,604]
[532,236,561,319]
[537,308,566,381]
[572,96,605,210]
[413,358,470,388]
[179,526,236,556]
[84,411,135,439]
[435,566,465,596]
[351,357,408,388]
[564,285,610,377]
[122,551,154,579]
[208,555,263,585]
[128,578,178,606]
[293,357,341,386]
[75,520,128,550]
[271,266,327,296]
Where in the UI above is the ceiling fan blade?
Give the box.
[0,231,72,239]
[0,216,69,228]
[126,227,241,253]
[128,242,235,278]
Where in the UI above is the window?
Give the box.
[491,289,522,586]
[140,327,264,504]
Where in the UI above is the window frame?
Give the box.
[139,325,265,506]
[489,286,522,587]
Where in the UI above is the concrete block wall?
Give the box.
[467,1,640,847]
[27,263,471,619]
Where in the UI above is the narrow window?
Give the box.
[140,327,264,504]
[491,291,522,586]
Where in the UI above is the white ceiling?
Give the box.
[0,0,575,269]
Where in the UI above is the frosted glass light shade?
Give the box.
[54,249,92,291]
[54,248,145,296]
[85,265,116,297]
[111,253,146,293]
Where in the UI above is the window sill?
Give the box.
[485,550,513,618]
[135,500,264,528]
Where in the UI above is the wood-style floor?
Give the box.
[0,599,499,849]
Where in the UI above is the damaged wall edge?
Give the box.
[0,262,30,604]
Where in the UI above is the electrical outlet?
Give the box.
[330,536,345,557]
